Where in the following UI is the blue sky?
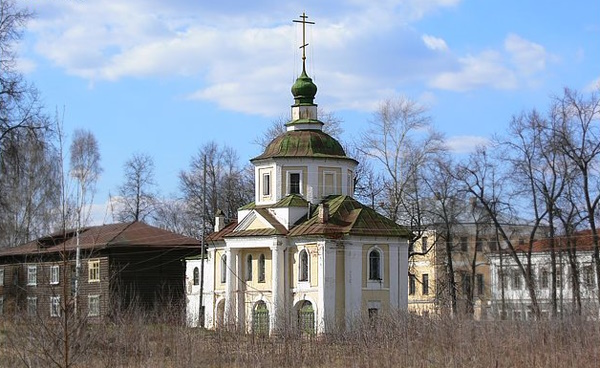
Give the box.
[14,0,600,223]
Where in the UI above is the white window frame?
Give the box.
[88,260,100,283]
[287,171,303,195]
[0,268,4,286]
[27,265,37,286]
[50,265,60,285]
[262,173,271,196]
[50,296,60,317]
[220,255,227,284]
[88,295,100,317]
[322,171,336,197]
[27,296,37,316]
[298,249,310,283]
[0,296,3,316]
[367,247,384,288]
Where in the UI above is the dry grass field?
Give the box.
[1,311,599,367]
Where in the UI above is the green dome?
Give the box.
[291,68,317,105]
[251,130,355,162]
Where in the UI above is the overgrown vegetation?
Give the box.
[1,310,599,367]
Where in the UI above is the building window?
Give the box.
[421,237,428,253]
[298,300,315,335]
[368,308,379,326]
[50,265,60,285]
[539,268,549,289]
[246,254,253,281]
[27,265,37,286]
[193,267,199,286]
[409,275,416,295]
[27,297,37,316]
[299,249,309,282]
[460,237,468,252]
[422,274,429,295]
[512,269,522,289]
[368,248,382,281]
[50,296,60,317]
[220,255,227,284]
[489,239,498,251]
[88,295,100,317]
[462,273,471,295]
[258,254,266,283]
[476,273,484,295]
[252,301,269,336]
[583,265,594,288]
[0,268,3,286]
[88,260,100,282]
[288,172,301,195]
[262,173,270,196]
[0,296,3,316]
[323,172,335,196]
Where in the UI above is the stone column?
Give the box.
[224,248,238,328]
[271,243,284,333]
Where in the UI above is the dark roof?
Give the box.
[0,221,200,257]
[251,130,356,162]
[208,195,411,242]
[511,229,598,253]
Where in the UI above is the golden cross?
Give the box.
[293,12,315,68]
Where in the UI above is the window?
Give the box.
[27,297,37,316]
[50,296,60,317]
[289,172,301,195]
[421,237,428,253]
[368,249,382,281]
[422,274,429,295]
[258,254,266,283]
[193,267,199,286]
[88,260,100,282]
[220,255,227,283]
[489,239,498,251]
[246,254,253,281]
[368,308,379,325]
[540,268,549,289]
[88,295,100,317]
[323,172,335,196]
[299,250,309,282]
[409,275,416,295]
[462,273,471,295]
[460,237,468,252]
[0,296,3,316]
[298,300,315,335]
[476,273,484,295]
[27,265,37,286]
[262,173,271,196]
[50,265,60,285]
[583,265,594,288]
[0,268,3,286]
[512,269,522,289]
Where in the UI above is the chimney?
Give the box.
[318,203,330,224]
[214,209,226,232]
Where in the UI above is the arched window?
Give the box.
[258,254,266,283]
[299,249,309,282]
[246,254,253,281]
[221,255,227,283]
[368,249,382,281]
[253,301,269,336]
[193,267,199,285]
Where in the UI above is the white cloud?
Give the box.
[504,33,547,76]
[446,135,490,153]
[430,50,517,91]
[585,77,600,92]
[422,34,448,51]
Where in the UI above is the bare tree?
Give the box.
[69,129,102,228]
[115,152,157,222]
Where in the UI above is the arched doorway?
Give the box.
[252,300,269,336]
[215,299,225,329]
[297,300,315,335]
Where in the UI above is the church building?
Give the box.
[186,14,411,334]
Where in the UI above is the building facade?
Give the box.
[186,33,411,334]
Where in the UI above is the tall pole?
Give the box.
[74,172,83,316]
[198,156,207,327]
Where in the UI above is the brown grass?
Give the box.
[2,311,600,367]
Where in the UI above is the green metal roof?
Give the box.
[273,194,310,208]
[291,68,317,106]
[251,130,356,162]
